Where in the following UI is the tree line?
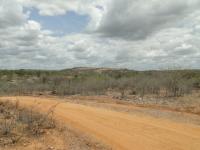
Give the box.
[0,69,199,98]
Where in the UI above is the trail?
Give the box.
[1,96,200,150]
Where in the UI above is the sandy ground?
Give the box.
[1,96,200,150]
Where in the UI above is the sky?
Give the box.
[0,0,200,70]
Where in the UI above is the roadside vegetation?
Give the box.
[0,68,199,98]
[1,68,199,115]
[0,100,56,147]
[0,99,111,150]
[0,68,199,149]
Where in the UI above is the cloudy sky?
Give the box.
[0,0,200,70]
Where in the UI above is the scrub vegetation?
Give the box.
[0,100,56,146]
[0,68,199,98]
[0,68,200,150]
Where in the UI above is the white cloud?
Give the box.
[0,0,28,28]
[96,0,200,40]
[0,0,200,70]
[24,20,41,30]
[17,0,107,30]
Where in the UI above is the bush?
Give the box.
[0,100,57,146]
[0,69,199,98]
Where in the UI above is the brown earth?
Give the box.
[1,96,200,150]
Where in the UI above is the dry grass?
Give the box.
[124,91,200,115]
[0,100,57,147]
[65,92,200,115]
[0,99,111,150]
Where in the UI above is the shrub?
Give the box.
[0,100,57,146]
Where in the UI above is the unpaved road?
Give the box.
[1,96,200,150]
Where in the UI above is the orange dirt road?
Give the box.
[1,96,200,150]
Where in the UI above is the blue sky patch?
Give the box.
[27,8,90,36]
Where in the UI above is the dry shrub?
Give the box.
[0,100,57,146]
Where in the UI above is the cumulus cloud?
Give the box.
[0,0,28,28]
[0,0,200,70]
[96,0,200,40]
[17,0,107,30]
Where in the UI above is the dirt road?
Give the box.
[1,96,200,150]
